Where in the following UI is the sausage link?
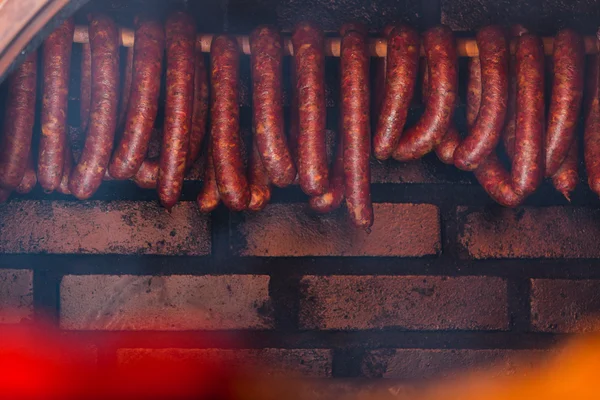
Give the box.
[309,133,345,213]
[15,151,37,194]
[80,41,92,132]
[474,154,524,207]
[250,26,296,187]
[109,17,164,180]
[248,139,271,211]
[197,139,220,212]
[372,25,395,120]
[56,145,73,195]
[545,29,585,177]
[39,17,74,192]
[68,14,120,199]
[157,12,195,210]
[454,26,508,171]
[292,22,329,196]
[466,57,482,130]
[393,25,457,161]
[435,123,461,164]
[373,25,420,160]
[552,136,578,201]
[211,35,250,211]
[117,46,134,131]
[133,158,159,189]
[511,34,545,197]
[0,52,37,189]
[340,23,373,229]
[187,52,209,170]
[584,55,600,197]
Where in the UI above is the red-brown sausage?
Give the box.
[545,29,584,177]
[15,151,37,194]
[466,57,482,130]
[109,17,164,180]
[474,154,524,207]
[211,35,250,211]
[552,136,578,201]
[511,34,545,197]
[393,25,457,161]
[132,158,159,189]
[157,12,195,210]
[372,25,395,120]
[197,139,220,213]
[340,23,373,229]
[453,25,508,171]
[248,139,271,211]
[187,52,209,170]
[0,52,37,189]
[39,17,74,192]
[435,124,461,165]
[373,25,420,160]
[117,46,134,130]
[56,145,73,195]
[309,133,345,213]
[584,55,600,197]
[292,22,329,196]
[250,26,296,187]
[68,14,119,199]
[80,42,92,132]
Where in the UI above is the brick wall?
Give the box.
[2,0,600,396]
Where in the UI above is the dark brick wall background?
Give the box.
[2,0,600,391]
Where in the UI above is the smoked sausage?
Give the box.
[68,14,120,200]
[39,17,74,192]
[373,25,420,161]
[117,47,134,130]
[196,139,220,213]
[309,133,344,213]
[211,35,250,211]
[109,17,164,180]
[372,25,395,121]
[133,158,159,189]
[250,26,296,187]
[15,151,37,194]
[584,54,600,197]
[292,22,329,196]
[393,25,457,162]
[466,57,482,130]
[80,42,92,132]
[340,23,373,229]
[56,145,73,195]
[248,139,271,211]
[552,136,578,201]
[157,12,195,210]
[0,52,37,189]
[187,52,209,170]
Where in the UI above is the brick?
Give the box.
[0,269,33,323]
[531,279,600,333]
[299,276,508,330]
[60,275,272,330]
[117,348,332,377]
[457,207,600,259]
[236,203,441,257]
[0,201,210,255]
[361,349,550,380]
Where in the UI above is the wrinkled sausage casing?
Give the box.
[373,25,420,161]
[0,52,37,189]
[211,35,250,211]
[292,22,329,196]
[197,138,220,213]
[340,23,373,229]
[68,14,120,200]
[372,25,395,123]
[157,12,195,210]
[80,41,92,132]
[39,17,74,192]
[109,17,164,180]
[133,158,159,189]
[117,46,134,130]
[187,52,209,170]
[545,29,584,177]
[453,25,508,171]
[393,25,457,162]
[309,133,345,213]
[250,26,296,187]
[552,136,579,201]
[248,139,271,212]
[584,55,600,197]
[15,150,37,194]
[466,57,482,130]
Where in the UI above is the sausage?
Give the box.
[39,17,74,192]
[393,25,457,162]
[340,23,373,229]
[503,25,528,160]
[552,136,578,201]
[56,145,73,195]
[187,52,209,170]
[108,17,164,180]
[211,35,250,211]
[80,42,92,132]
[466,57,482,130]
[309,133,345,213]
[250,26,296,187]
[373,25,420,161]
[197,139,220,213]
[453,25,508,171]
[157,12,195,210]
[15,151,37,194]
[248,139,271,211]
[545,29,584,177]
[0,52,37,189]
[474,154,524,207]
[372,25,395,120]
[584,55,600,197]
[132,158,159,189]
[511,34,545,197]
[435,123,461,164]
[292,22,329,196]
[68,14,119,200]
[117,46,134,130]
